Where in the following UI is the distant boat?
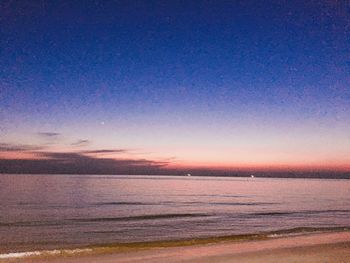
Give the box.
[250,175,255,178]
[187,173,192,177]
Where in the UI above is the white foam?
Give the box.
[0,248,92,259]
[0,251,42,259]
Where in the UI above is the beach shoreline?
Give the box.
[2,230,350,263]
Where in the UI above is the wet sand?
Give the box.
[3,231,350,263]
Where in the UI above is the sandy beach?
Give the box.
[3,231,350,263]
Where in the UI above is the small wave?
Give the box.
[0,220,64,227]
[70,213,211,222]
[168,194,248,198]
[92,202,149,206]
[82,201,271,207]
[159,201,276,206]
[266,226,350,237]
[251,209,350,217]
[210,202,275,206]
[253,212,292,216]
[0,213,211,227]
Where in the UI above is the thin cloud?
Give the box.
[0,150,170,174]
[82,149,127,154]
[71,139,90,147]
[37,132,61,138]
[0,143,44,152]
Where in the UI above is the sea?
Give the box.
[0,174,349,258]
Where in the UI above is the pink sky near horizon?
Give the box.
[1,107,350,173]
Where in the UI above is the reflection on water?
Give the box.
[0,174,349,252]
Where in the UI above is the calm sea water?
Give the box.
[0,174,349,253]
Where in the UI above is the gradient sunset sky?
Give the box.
[1,0,349,174]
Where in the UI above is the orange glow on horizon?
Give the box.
[167,160,350,172]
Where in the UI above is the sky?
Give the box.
[0,0,349,175]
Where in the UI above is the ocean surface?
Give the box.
[0,174,349,255]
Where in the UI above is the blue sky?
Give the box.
[0,0,349,173]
